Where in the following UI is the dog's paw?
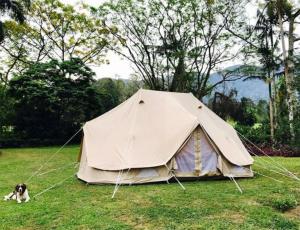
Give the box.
[3,196,8,201]
[17,200,21,204]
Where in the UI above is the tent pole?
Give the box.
[165,164,185,190]
[229,176,243,194]
[111,168,131,198]
[112,170,122,198]
[173,175,186,190]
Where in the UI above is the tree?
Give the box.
[210,90,257,126]
[0,0,30,42]
[225,0,300,143]
[0,83,14,135]
[8,58,103,140]
[115,75,142,101]
[272,0,300,141]
[93,77,142,110]
[99,0,248,99]
[93,78,123,111]
[0,0,110,86]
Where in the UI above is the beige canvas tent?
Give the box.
[77,89,254,185]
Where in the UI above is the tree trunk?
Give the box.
[268,80,275,144]
[271,71,278,130]
[170,55,186,92]
[269,27,278,130]
[278,12,296,141]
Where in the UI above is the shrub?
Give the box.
[270,196,298,212]
[235,123,270,144]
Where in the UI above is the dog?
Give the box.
[4,184,30,203]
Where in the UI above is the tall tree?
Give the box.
[0,0,30,42]
[99,0,247,99]
[0,0,110,86]
[225,0,300,142]
[246,8,281,143]
[272,0,300,141]
[8,58,103,140]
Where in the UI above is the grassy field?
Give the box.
[0,146,299,230]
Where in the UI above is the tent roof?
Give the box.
[83,89,253,170]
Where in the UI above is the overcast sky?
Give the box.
[64,0,298,79]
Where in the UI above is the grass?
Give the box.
[0,146,299,230]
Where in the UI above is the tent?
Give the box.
[77,89,254,184]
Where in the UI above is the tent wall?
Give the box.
[77,138,172,184]
[77,125,253,184]
[77,89,254,184]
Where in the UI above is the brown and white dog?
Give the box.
[4,184,30,203]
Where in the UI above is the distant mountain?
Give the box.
[208,71,269,102]
[114,65,271,102]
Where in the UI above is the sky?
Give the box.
[64,0,299,79]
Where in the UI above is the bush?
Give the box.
[235,123,270,144]
[270,196,298,212]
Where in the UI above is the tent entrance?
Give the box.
[174,126,220,177]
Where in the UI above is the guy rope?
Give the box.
[24,127,83,199]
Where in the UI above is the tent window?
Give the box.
[137,168,159,178]
[227,165,249,175]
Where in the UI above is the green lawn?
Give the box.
[0,146,299,230]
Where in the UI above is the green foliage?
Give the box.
[8,58,102,140]
[93,77,141,112]
[0,84,14,131]
[0,0,110,83]
[0,0,30,42]
[210,90,263,126]
[262,195,298,212]
[271,196,298,212]
[99,0,247,97]
[235,123,270,144]
[93,78,123,112]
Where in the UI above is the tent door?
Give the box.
[174,126,219,177]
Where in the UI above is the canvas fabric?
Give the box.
[77,139,172,184]
[174,126,221,177]
[77,89,254,183]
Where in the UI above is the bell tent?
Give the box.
[77,89,254,184]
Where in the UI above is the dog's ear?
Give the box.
[15,184,20,191]
[22,184,27,190]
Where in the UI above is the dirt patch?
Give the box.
[246,200,260,206]
[284,205,300,219]
[229,213,245,224]
[206,211,245,224]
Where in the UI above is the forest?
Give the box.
[0,0,299,154]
